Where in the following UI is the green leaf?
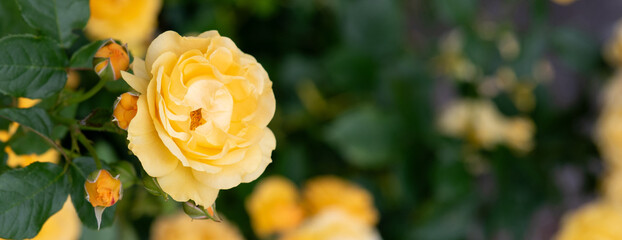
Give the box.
[0,107,54,138]
[7,126,51,155]
[70,40,108,69]
[16,0,89,48]
[0,35,68,99]
[0,0,36,36]
[0,162,69,239]
[69,157,116,229]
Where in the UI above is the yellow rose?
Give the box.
[151,212,243,240]
[121,31,277,208]
[280,209,381,240]
[302,176,378,226]
[555,201,622,240]
[0,198,81,240]
[85,0,162,56]
[246,176,305,238]
[597,73,622,167]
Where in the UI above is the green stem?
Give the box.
[77,130,102,169]
[66,77,107,105]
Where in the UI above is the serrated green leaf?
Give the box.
[70,40,108,69]
[69,157,116,229]
[0,107,54,138]
[16,0,89,48]
[0,162,69,239]
[7,126,51,155]
[0,35,68,98]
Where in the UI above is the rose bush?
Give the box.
[121,30,276,208]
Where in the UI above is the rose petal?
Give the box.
[127,96,179,177]
[157,164,220,207]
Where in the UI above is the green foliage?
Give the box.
[0,162,69,239]
[0,108,54,138]
[71,40,109,69]
[16,0,90,47]
[0,35,68,98]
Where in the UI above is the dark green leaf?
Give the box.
[0,0,36,36]
[0,162,69,239]
[0,35,68,98]
[0,107,54,138]
[7,126,51,155]
[69,157,116,229]
[70,40,108,69]
[16,0,89,48]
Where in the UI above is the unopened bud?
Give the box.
[93,40,130,81]
[84,169,122,229]
[113,92,138,130]
[183,200,221,222]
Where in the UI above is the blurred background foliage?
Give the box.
[3,0,621,239]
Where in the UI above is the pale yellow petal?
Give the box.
[191,145,262,189]
[121,58,150,94]
[145,31,212,73]
[127,96,179,177]
[157,164,219,207]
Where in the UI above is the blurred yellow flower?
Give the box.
[9,198,80,240]
[597,72,622,167]
[121,30,276,209]
[280,209,381,240]
[151,212,244,240]
[555,201,622,240]
[85,0,162,56]
[551,0,577,6]
[603,170,622,204]
[303,176,378,226]
[439,99,535,152]
[5,147,58,168]
[504,118,535,153]
[246,176,305,238]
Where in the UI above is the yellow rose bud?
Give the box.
[93,40,130,80]
[113,93,139,130]
[85,169,122,207]
[120,30,277,209]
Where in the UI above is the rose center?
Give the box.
[190,108,206,131]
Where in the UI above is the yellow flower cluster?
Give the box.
[555,202,622,240]
[151,212,244,240]
[438,99,535,152]
[246,175,380,240]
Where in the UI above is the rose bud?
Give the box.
[84,169,123,229]
[113,92,139,130]
[183,200,221,222]
[93,40,130,81]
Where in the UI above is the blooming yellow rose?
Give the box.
[280,208,381,240]
[555,201,622,240]
[121,31,277,208]
[246,176,305,238]
[151,212,243,240]
[302,176,378,226]
[85,0,162,56]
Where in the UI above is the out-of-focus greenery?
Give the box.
[146,0,612,239]
[1,0,617,239]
